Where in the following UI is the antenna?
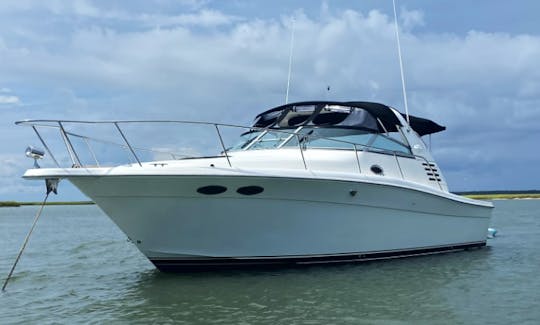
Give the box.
[285,17,295,104]
[392,0,410,123]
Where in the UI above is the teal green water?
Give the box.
[1,200,539,324]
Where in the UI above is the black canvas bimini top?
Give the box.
[254,101,445,136]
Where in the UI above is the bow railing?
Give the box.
[16,119,421,182]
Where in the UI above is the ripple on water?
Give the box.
[1,201,540,324]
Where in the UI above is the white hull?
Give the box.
[66,172,492,270]
[18,103,494,271]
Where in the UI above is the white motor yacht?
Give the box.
[18,101,493,271]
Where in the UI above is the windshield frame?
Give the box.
[229,125,413,157]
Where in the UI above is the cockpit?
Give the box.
[229,101,445,156]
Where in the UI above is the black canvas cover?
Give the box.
[253,101,445,136]
[403,114,446,136]
[335,108,378,131]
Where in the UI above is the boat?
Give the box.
[17,101,493,271]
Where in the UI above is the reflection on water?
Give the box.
[1,200,539,324]
[118,250,491,324]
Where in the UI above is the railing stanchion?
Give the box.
[215,124,232,167]
[84,138,100,167]
[296,134,307,170]
[32,126,60,167]
[114,122,142,167]
[394,152,404,179]
[353,144,361,173]
[58,122,82,167]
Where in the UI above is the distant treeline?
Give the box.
[2,190,540,207]
[454,190,540,195]
[0,201,95,207]
[0,201,21,207]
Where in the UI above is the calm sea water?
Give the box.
[1,200,539,324]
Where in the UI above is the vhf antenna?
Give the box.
[392,0,410,123]
[285,17,295,104]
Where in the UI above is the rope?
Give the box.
[2,193,50,291]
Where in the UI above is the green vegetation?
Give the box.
[0,201,21,207]
[0,201,95,207]
[21,201,95,206]
[2,190,539,207]
[463,193,540,200]
[456,190,540,200]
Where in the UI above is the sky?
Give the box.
[1,0,539,201]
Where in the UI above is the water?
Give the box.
[1,200,539,324]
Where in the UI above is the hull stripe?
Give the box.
[150,241,486,272]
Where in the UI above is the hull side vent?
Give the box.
[422,162,442,182]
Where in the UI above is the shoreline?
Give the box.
[2,193,540,207]
[0,201,95,207]
[462,194,540,200]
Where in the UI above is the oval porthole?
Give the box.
[370,165,384,175]
[197,185,227,195]
[236,186,264,196]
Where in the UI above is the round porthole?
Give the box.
[197,185,227,195]
[236,186,264,196]
[370,165,384,175]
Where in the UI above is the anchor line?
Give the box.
[2,178,58,291]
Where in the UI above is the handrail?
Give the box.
[214,124,232,167]
[32,125,60,167]
[16,119,427,176]
[58,121,82,167]
[64,131,189,160]
[296,134,307,169]
[16,119,393,152]
[114,122,142,167]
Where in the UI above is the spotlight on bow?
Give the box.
[25,146,45,168]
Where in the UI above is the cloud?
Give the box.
[0,154,22,177]
[400,7,425,31]
[0,0,234,28]
[0,2,539,195]
[0,95,20,105]
[0,153,46,197]
[0,0,99,16]
[138,10,240,28]
[0,86,21,106]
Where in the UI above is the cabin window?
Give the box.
[229,131,263,150]
[336,108,379,132]
[282,128,374,149]
[277,105,316,127]
[248,131,290,150]
[253,111,281,128]
[369,134,411,155]
[312,112,349,125]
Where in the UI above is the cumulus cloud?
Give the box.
[0,87,21,106]
[0,0,233,28]
[0,2,539,195]
[0,0,100,16]
[0,95,20,105]
[400,7,425,31]
[138,10,240,27]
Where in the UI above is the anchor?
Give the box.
[2,153,60,291]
